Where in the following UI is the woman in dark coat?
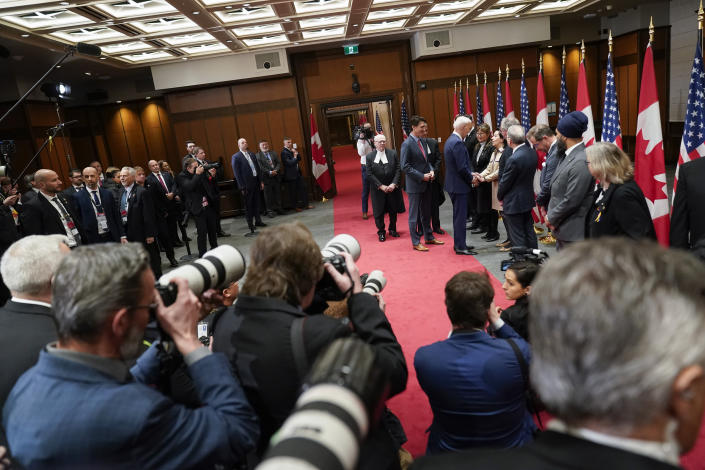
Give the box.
[366,134,405,242]
[585,142,656,240]
[499,260,540,342]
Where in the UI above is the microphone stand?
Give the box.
[0,45,77,126]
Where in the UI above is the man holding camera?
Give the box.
[357,122,374,219]
[3,243,259,469]
[213,222,408,469]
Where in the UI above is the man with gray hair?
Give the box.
[497,125,538,249]
[413,238,705,469]
[3,243,259,469]
[494,117,521,248]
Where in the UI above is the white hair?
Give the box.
[453,115,472,130]
[1,235,69,295]
[120,166,136,177]
[506,125,526,144]
[374,134,386,142]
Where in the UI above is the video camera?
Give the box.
[352,125,373,142]
[500,246,549,271]
[0,140,15,178]
[200,162,221,171]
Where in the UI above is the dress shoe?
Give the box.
[454,248,478,255]
[466,223,480,231]
[306,205,314,210]
[413,244,429,252]
[470,228,487,234]
[425,239,445,245]
[295,208,303,212]
[388,230,400,238]
[244,230,258,238]
[168,258,179,268]
[378,233,386,242]
[362,212,368,220]
[483,234,500,242]
[255,221,267,227]
[267,212,275,218]
[433,228,446,235]
[496,239,511,247]
[217,231,231,237]
[499,245,512,252]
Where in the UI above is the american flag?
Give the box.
[375,109,383,135]
[401,98,410,140]
[520,71,530,133]
[458,87,466,115]
[559,62,570,119]
[601,51,622,148]
[476,75,482,126]
[675,32,705,194]
[496,77,505,129]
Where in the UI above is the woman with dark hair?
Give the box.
[478,130,503,242]
[500,260,540,341]
[585,142,656,240]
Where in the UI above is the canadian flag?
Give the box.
[453,86,459,117]
[635,43,669,245]
[482,80,492,131]
[576,60,596,146]
[464,84,473,121]
[536,70,549,126]
[505,75,515,121]
[310,110,332,193]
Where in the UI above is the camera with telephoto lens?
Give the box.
[201,162,221,171]
[257,337,389,470]
[500,246,549,271]
[361,270,386,295]
[317,234,361,301]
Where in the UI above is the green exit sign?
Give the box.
[343,45,359,55]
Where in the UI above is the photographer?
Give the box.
[356,122,374,219]
[3,243,259,469]
[213,221,408,469]
[177,156,218,257]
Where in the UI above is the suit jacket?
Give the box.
[401,135,433,194]
[176,170,212,216]
[366,149,405,217]
[587,180,656,240]
[21,189,37,205]
[536,141,561,208]
[0,300,56,411]
[425,138,443,174]
[145,171,176,218]
[61,185,82,201]
[118,185,157,243]
[231,151,262,191]
[20,191,86,243]
[255,150,282,185]
[443,133,474,194]
[472,140,494,173]
[0,206,20,254]
[72,187,124,243]
[3,346,259,470]
[464,128,478,158]
[414,324,534,454]
[281,147,302,181]
[411,430,681,470]
[497,144,538,215]
[547,143,594,241]
[671,157,705,249]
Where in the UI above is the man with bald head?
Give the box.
[20,169,85,247]
[71,166,125,244]
[232,137,265,237]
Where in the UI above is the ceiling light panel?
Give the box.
[130,16,196,33]
[477,4,526,17]
[531,0,582,11]
[367,7,415,20]
[430,0,480,13]
[101,41,154,53]
[120,50,173,62]
[371,0,400,4]
[94,0,177,19]
[1,9,89,29]
[242,34,289,47]
[362,19,405,32]
[301,27,345,39]
[294,0,350,14]
[214,6,276,23]
[232,23,283,36]
[299,15,347,29]
[496,0,528,4]
[161,32,215,45]
[51,26,128,43]
[0,1,59,10]
[179,42,229,54]
[418,11,464,25]
[198,0,237,4]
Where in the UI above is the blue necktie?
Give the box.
[120,191,127,213]
[92,191,103,212]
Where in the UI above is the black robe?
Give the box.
[365,149,405,217]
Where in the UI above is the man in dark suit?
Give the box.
[20,169,85,248]
[425,136,446,235]
[366,134,404,241]
[528,124,560,214]
[72,166,125,244]
[671,157,705,250]
[146,159,179,267]
[471,124,494,235]
[118,166,162,277]
[401,115,444,251]
[462,117,478,226]
[3,243,259,469]
[232,138,266,237]
[413,238,705,470]
[182,139,196,169]
[192,146,229,238]
[444,116,477,255]
[281,137,312,211]
[496,117,521,248]
[21,173,38,204]
[497,125,538,249]
[61,168,83,200]
[255,140,284,217]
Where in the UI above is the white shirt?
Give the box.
[40,192,78,246]
[565,141,582,157]
[373,150,388,164]
[242,151,257,176]
[11,297,51,309]
[357,139,372,164]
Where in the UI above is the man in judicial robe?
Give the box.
[366,134,404,242]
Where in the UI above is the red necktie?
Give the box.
[157,173,168,192]
[417,139,427,160]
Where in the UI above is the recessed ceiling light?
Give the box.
[226,39,233,42]
[193,11,199,14]
[56,65,62,68]
[84,72,92,76]
[284,18,291,22]
[477,8,482,10]
[116,100,122,104]
[353,23,358,26]
[547,45,553,48]
[20,34,29,38]
[100,56,107,59]
[225,5,232,8]
[60,1,69,5]
[146,96,151,100]
[244,3,250,6]
[182,57,188,60]
[515,14,520,17]
[294,42,299,44]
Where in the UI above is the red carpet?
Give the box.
[330,145,513,457]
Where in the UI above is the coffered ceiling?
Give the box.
[0,0,603,66]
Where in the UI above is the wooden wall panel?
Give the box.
[166,87,232,113]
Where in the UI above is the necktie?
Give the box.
[244,152,256,175]
[53,196,72,221]
[266,152,273,168]
[157,173,168,192]
[120,191,128,214]
[416,139,427,161]
[91,191,103,212]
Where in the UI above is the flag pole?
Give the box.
[581,39,586,62]
[506,64,510,80]
[608,29,613,53]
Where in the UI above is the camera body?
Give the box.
[500,247,549,271]
[201,162,221,171]
[317,234,361,301]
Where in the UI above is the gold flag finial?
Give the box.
[454,81,457,92]
[581,39,586,62]
[539,53,543,72]
[521,58,525,75]
[649,16,654,43]
[608,30,613,53]
[562,45,566,65]
[466,77,469,89]
[475,73,479,86]
[498,66,502,81]
[505,63,510,79]
[483,70,487,84]
[700,0,704,31]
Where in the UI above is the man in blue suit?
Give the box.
[497,125,539,249]
[72,166,125,244]
[232,137,266,237]
[3,243,259,470]
[401,115,445,251]
[414,270,535,455]
[444,115,477,255]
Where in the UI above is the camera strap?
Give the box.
[290,316,308,380]
[504,337,544,429]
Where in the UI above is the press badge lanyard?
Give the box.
[89,191,109,234]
